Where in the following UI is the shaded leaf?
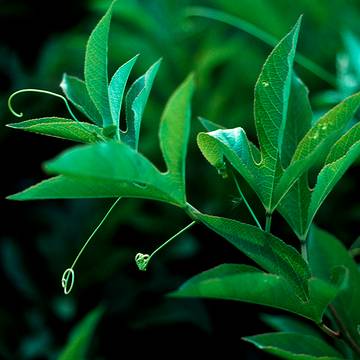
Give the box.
[84,1,114,130]
[261,314,322,338]
[58,307,103,360]
[307,123,360,233]
[198,117,225,131]
[243,332,343,360]
[60,74,102,126]
[274,92,360,210]
[121,58,161,150]
[308,226,360,346]
[6,117,103,143]
[194,212,310,300]
[172,264,338,323]
[108,55,138,139]
[159,74,194,203]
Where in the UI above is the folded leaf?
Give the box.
[6,117,103,143]
[84,0,114,130]
[159,74,194,204]
[108,55,138,139]
[197,127,261,192]
[122,58,161,150]
[58,307,104,360]
[308,226,360,345]
[60,74,102,126]
[194,212,310,301]
[243,332,343,360]
[172,264,338,323]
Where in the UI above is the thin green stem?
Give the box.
[185,6,337,87]
[300,239,308,262]
[229,168,262,229]
[265,212,272,232]
[61,197,121,294]
[135,221,197,271]
[8,88,105,141]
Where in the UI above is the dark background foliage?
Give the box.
[1,0,359,358]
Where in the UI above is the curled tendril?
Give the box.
[62,268,75,295]
[7,88,105,141]
[135,253,151,271]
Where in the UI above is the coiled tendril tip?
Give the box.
[135,253,150,271]
[62,268,75,295]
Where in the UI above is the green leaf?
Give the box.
[159,74,194,203]
[198,117,225,131]
[60,74,102,126]
[243,332,343,360]
[7,175,173,203]
[261,314,322,338]
[343,31,360,81]
[6,117,103,143]
[172,264,339,323]
[58,306,104,360]
[254,16,301,210]
[121,58,161,150]
[281,75,312,167]
[108,55,138,138]
[274,93,360,211]
[308,226,360,345]
[277,75,312,239]
[194,212,310,300]
[306,123,360,232]
[35,142,182,205]
[84,1,114,130]
[197,19,302,211]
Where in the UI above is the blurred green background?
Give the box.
[1,0,359,358]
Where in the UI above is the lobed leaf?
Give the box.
[121,58,161,150]
[60,74,102,126]
[172,264,339,323]
[42,141,183,205]
[243,332,343,360]
[6,117,103,143]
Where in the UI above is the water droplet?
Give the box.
[262,81,269,87]
[321,123,328,131]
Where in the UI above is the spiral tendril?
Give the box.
[135,253,150,271]
[61,268,75,295]
[7,88,105,141]
[60,197,121,295]
[135,221,196,271]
